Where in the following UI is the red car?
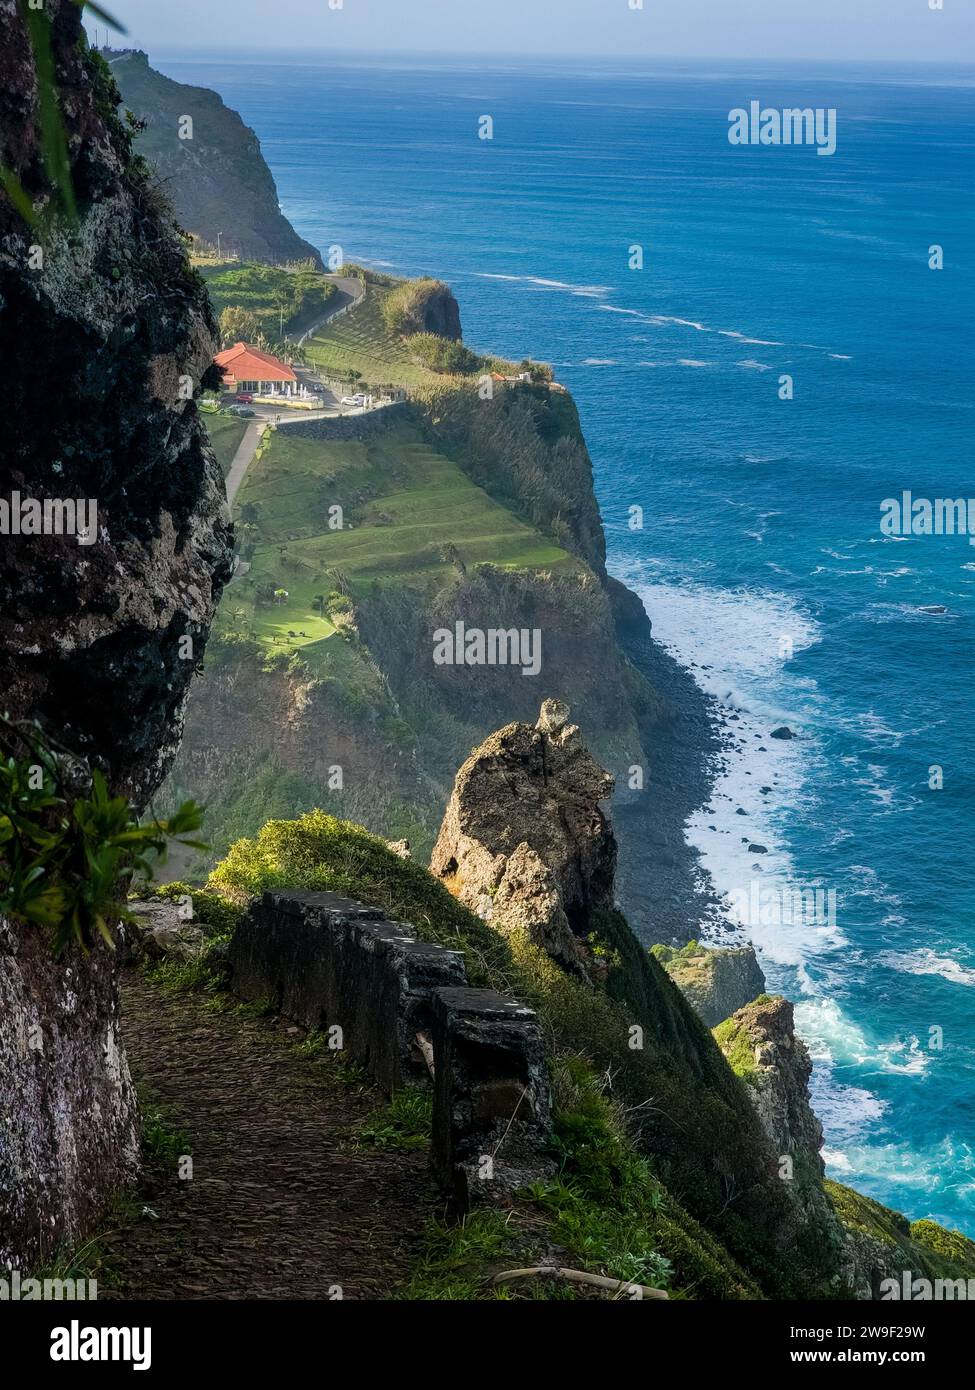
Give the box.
[235,392,254,404]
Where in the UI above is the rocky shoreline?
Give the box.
[607,571,727,948]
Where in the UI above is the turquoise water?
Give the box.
[163,53,975,1234]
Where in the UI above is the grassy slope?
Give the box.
[203,413,249,479]
[227,419,577,665]
[199,261,336,338]
[304,283,439,387]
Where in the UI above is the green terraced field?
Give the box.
[304,286,451,389]
[227,419,577,662]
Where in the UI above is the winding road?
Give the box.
[223,274,367,508]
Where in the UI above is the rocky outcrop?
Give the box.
[714,995,825,1179]
[123,899,205,964]
[0,3,231,1270]
[0,915,140,1272]
[1,16,233,808]
[403,279,462,340]
[652,940,767,1027]
[431,699,615,978]
[419,285,462,340]
[105,49,324,268]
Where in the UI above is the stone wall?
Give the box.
[229,890,553,1204]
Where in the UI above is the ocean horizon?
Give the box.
[158,50,975,1236]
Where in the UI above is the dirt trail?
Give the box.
[105,972,437,1300]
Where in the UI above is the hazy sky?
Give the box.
[87,0,974,63]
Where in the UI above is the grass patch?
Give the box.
[31,1191,142,1293]
[199,261,336,339]
[400,1210,519,1300]
[355,1086,434,1151]
[305,284,449,389]
[203,413,249,478]
[139,1100,192,1165]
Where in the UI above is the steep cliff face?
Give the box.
[105,49,324,268]
[714,995,825,1179]
[653,940,767,1027]
[0,3,231,1268]
[1,17,233,807]
[425,703,843,1295]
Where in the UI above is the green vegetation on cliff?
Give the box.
[168,271,658,919]
[210,811,836,1298]
[827,1180,975,1287]
[229,420,576,660]
[199,262,336,341]
[304,281,454,388]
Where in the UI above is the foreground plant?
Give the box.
[0,715,205,953]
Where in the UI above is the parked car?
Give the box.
[235,392,254,404]
[227,405,255,418]
[340,393,367,407]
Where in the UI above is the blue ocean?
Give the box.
[160,52,975,1235]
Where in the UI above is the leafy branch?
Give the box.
[0,714,206,955]
[1,0,127,229]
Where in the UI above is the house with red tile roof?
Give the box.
[214,342,298,396]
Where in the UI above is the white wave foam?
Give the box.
[651,314,709,332]
[878,949,975,988]
[796,997,930,1077]
[828,1136,975,1199]
[614,573,832,966]
[718,329,783,346]
[475,272,611,298]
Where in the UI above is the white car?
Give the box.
[340,393,367,407]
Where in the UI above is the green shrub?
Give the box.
[0,715,204,953]
[380,278,451,336]
[407,333,482,375]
